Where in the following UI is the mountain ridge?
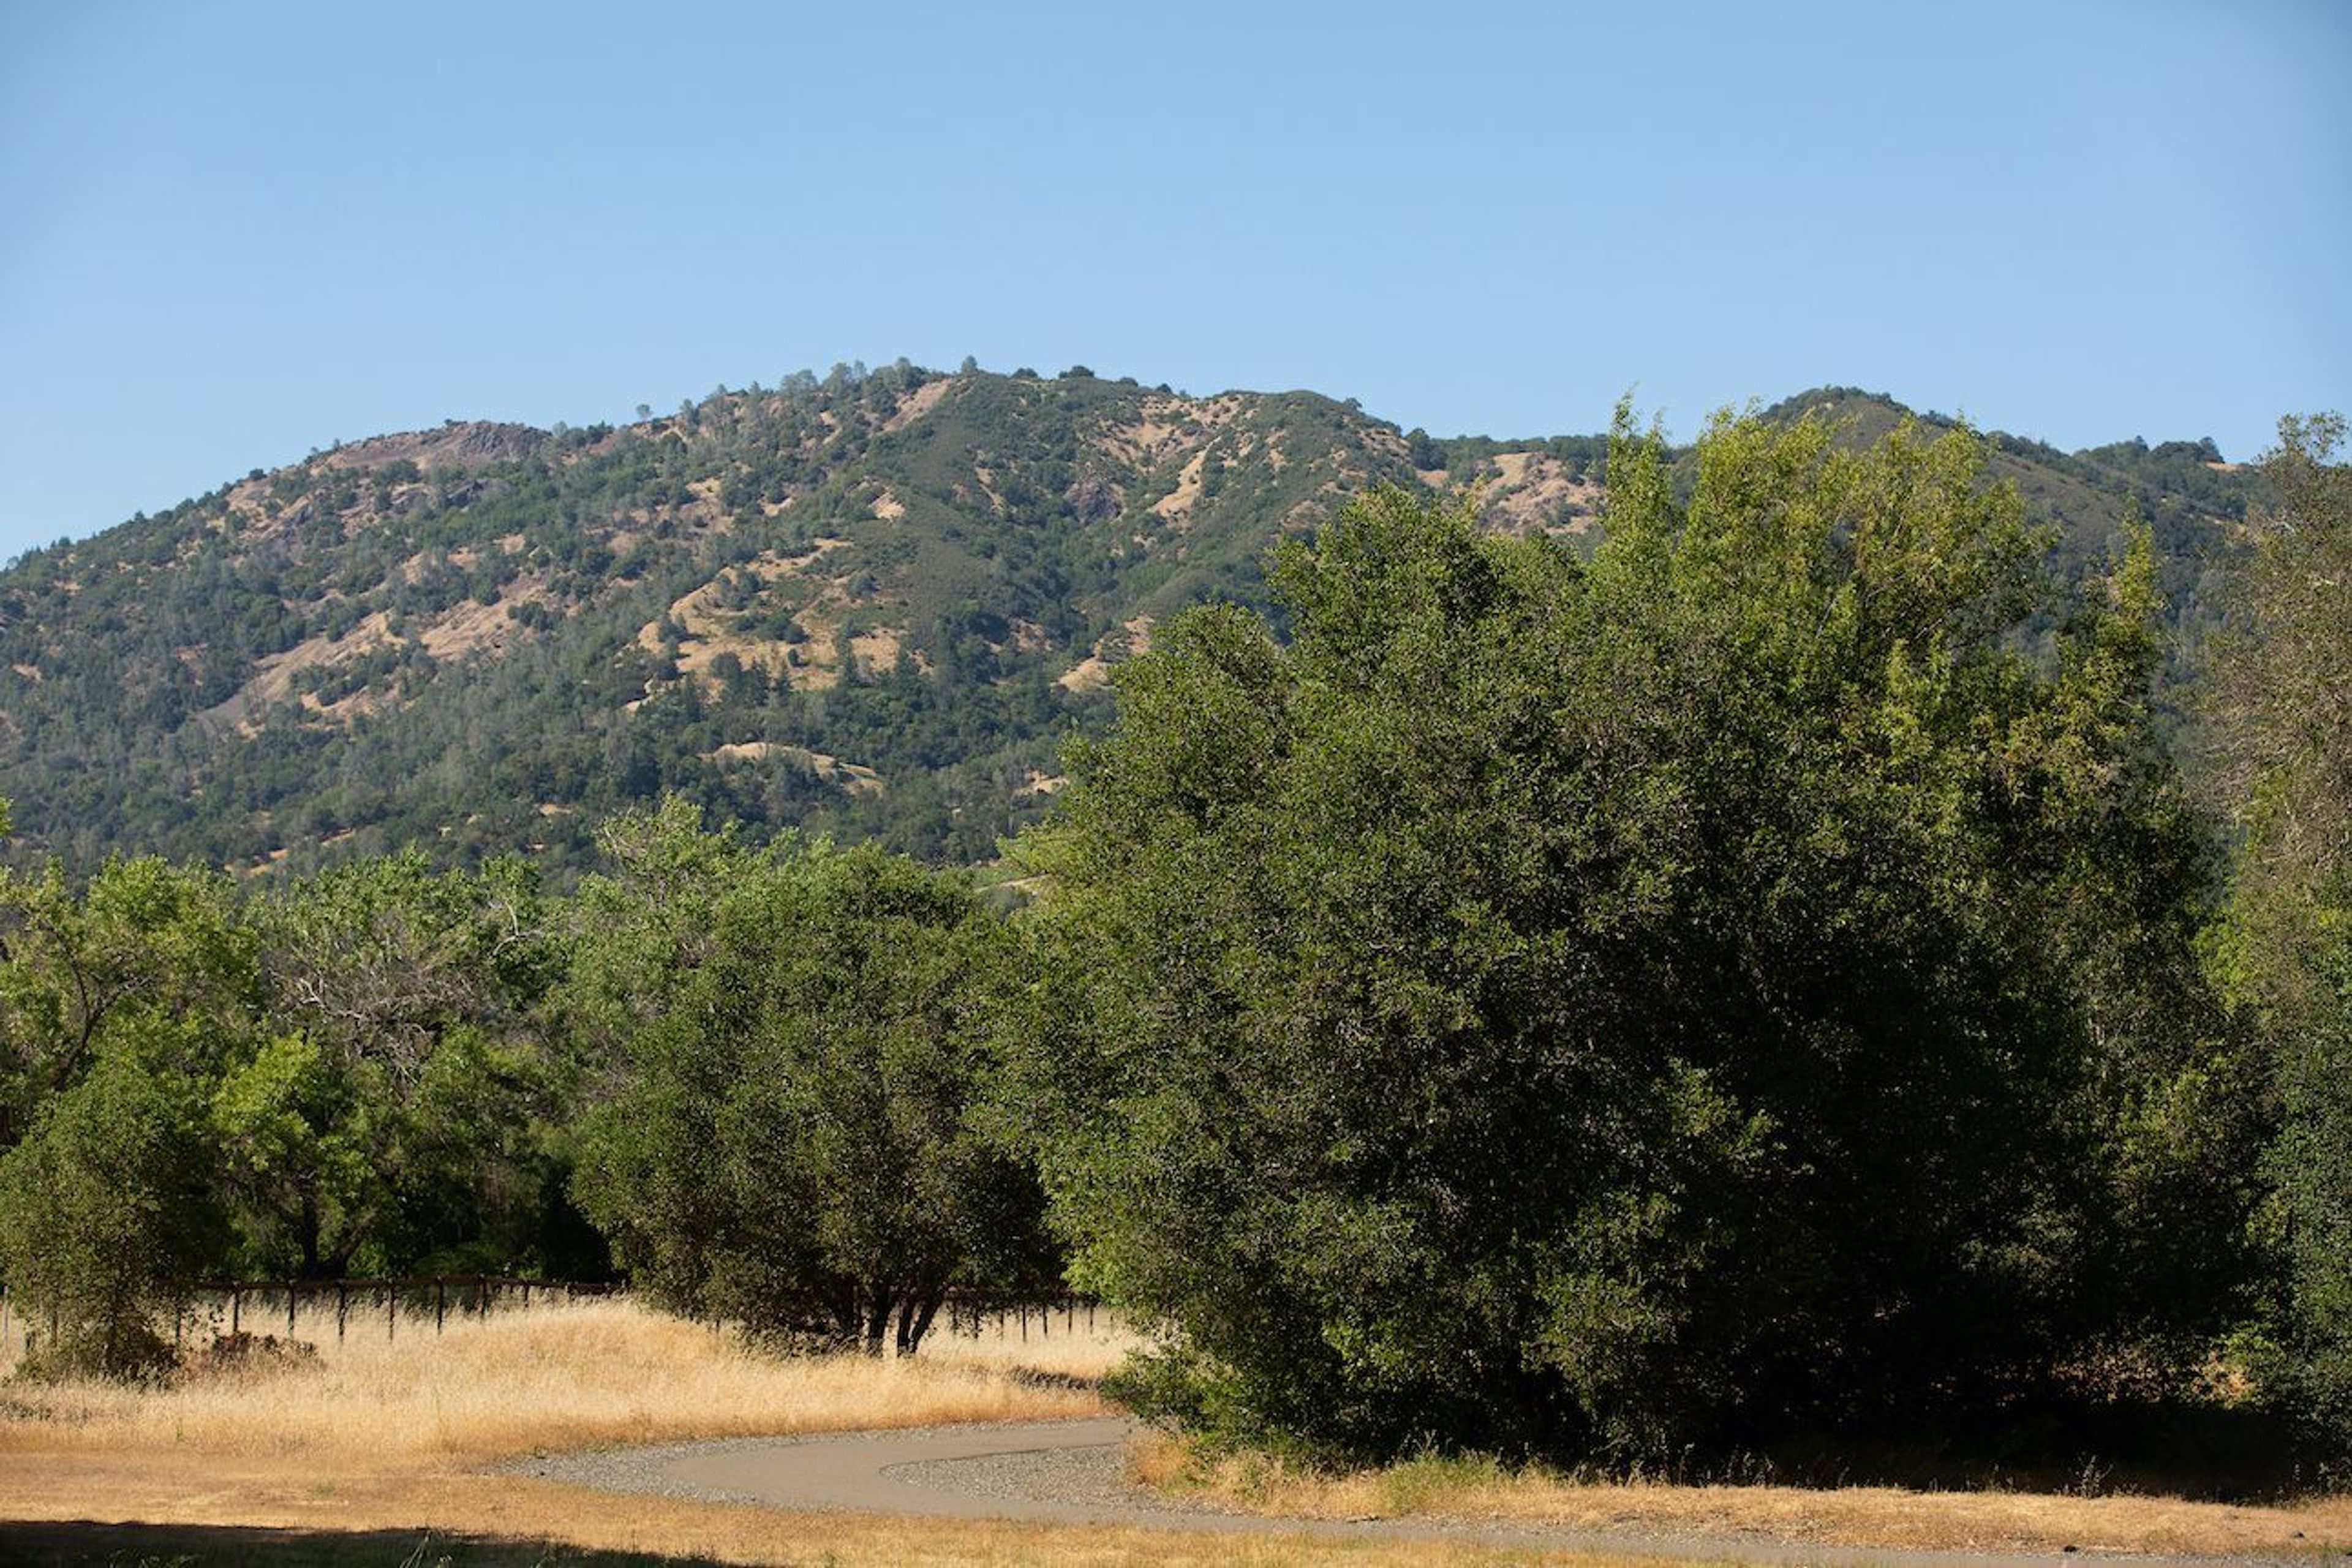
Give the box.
[0,366,2259,874]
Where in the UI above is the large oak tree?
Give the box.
[1011,410,2249,1458]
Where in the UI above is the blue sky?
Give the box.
[2,0,2345,562]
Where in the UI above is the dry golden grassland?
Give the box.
[1,1296,2346,1564]
[0,1297,1572,1566]
[0,1295,1110,1463]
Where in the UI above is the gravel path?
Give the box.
[509,1417,2326,1567]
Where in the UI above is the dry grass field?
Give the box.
[1,1295,2346,1565]
[0,1297,1580,1566]
[0,1294,1122,1463]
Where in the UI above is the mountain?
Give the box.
[0,365,2260,874]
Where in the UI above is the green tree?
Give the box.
[1012,410,2241,1459]
[2205,412,2352,1441]
[224,851,566,1276]
[0,1043,226,1378]
[572,810,1055,1352]
[0,855,255,1151]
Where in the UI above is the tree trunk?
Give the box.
[898,1290,943,1355]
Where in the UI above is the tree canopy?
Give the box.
[2205,412,2352,1439]
[571,805,1055,1352]
[1009,409,2251,1458]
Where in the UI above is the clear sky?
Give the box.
[2,0,2345,562]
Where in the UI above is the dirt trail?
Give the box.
[517,1417,2317,1567]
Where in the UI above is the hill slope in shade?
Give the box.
[0,366,2258,873]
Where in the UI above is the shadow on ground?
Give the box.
[1651,1403,2343,1502]
[0,1520,742,1567]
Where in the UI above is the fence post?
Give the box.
[435,1278,447,1335]
[286,1282,297,1340]
[336,1283,349,1343]
[388,1286,396,1342]
[230,1285,241,1337]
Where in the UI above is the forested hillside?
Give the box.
[0,365,2258,873]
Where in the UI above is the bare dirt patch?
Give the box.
[1153,451,1210,527]
[635,541,859,690]
[848,624,921,677]
[204,610,398,731]
[706,742,886,799]
[322,422,548,474]
[1476,452,1603,537]
[883,377,951,434]
[418,586,551,662]
[1058,615,1155,692]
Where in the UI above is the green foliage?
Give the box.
[1012,412,2243,1460]
[2205,413,2352,1443]
[225,851,573,1276]
[0,855,257,1150]
[0,842,595,1325]
[571,805,1054,1351]
[0,1046,225,1379]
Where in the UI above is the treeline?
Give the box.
[1,409,2344,1473]
[0,804,1065,1377]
